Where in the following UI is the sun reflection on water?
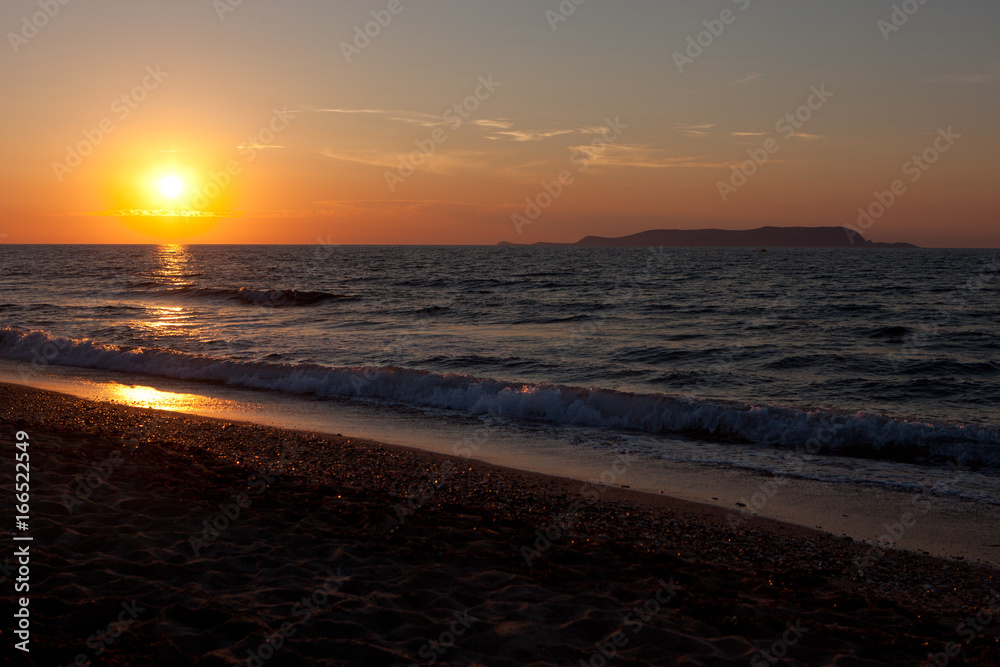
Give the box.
[103,383,205,412]
[129,244,199,337]
[146,306,188,328]
[153,243,195,287]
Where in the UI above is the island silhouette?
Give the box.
[499,226,917,248]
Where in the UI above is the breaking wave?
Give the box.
[153,287,353,307]
[2,327,997,468]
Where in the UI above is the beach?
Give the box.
[5,0,1000,663]
[2,381,998,666]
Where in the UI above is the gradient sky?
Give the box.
[1,0,997,246]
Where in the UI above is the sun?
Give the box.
[158,174,185,199]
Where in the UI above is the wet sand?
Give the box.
[7,363,998,569]
[1,382,998,666]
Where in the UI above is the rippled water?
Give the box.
[1,244,998,470]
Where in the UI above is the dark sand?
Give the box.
[1,382,998,666]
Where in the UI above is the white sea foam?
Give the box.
[2,327,997,468]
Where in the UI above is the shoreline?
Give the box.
[6,364,999,568]
[3,381,999,665]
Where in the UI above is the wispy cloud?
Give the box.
[577,125,615,135]
[486,129,576,142]
[925,69,1000,85]
[731,72,762,85]
[313,107,397,116]
[470,119,514,129]
[232,199,511,220]
[314,108,618,148]
[314,198,503,212]
[484,122,618,141]
[313,107,514,130]
[321,146,503,175]
[313,107,449,128]
[567,143,728,169]
[65,209,233,218]
[320,147,400,168]
[71,201,509,221]
[729,130,821,141]
[674,123,716,138]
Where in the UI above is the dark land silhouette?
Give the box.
[500,226,917,248]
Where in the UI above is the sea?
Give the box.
[1,244,999,528]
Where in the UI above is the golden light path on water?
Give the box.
[69,380,265,421]
[43,245,249,418]
[147,306,185,321]
[102,383,208,412]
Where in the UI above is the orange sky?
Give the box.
[1,1,998,247]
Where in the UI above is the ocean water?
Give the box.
[1,244,998,491]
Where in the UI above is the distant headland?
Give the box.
[498,226,918,248]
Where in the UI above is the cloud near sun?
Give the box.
[80,210,233,218]
[4,1,997,246]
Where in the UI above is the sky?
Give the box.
[0,0,997,247]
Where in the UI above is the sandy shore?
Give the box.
[2,382,998,666]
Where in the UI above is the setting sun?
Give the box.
[158,175,184,199]
[0,3,999,664]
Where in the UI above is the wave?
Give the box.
[834,303,883,313]
[868,325,910,339]
[412,305,450,315]
[155,287,353,307]
[612,346,726,364]
[1,327,998,468]
[511,314,594,324]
